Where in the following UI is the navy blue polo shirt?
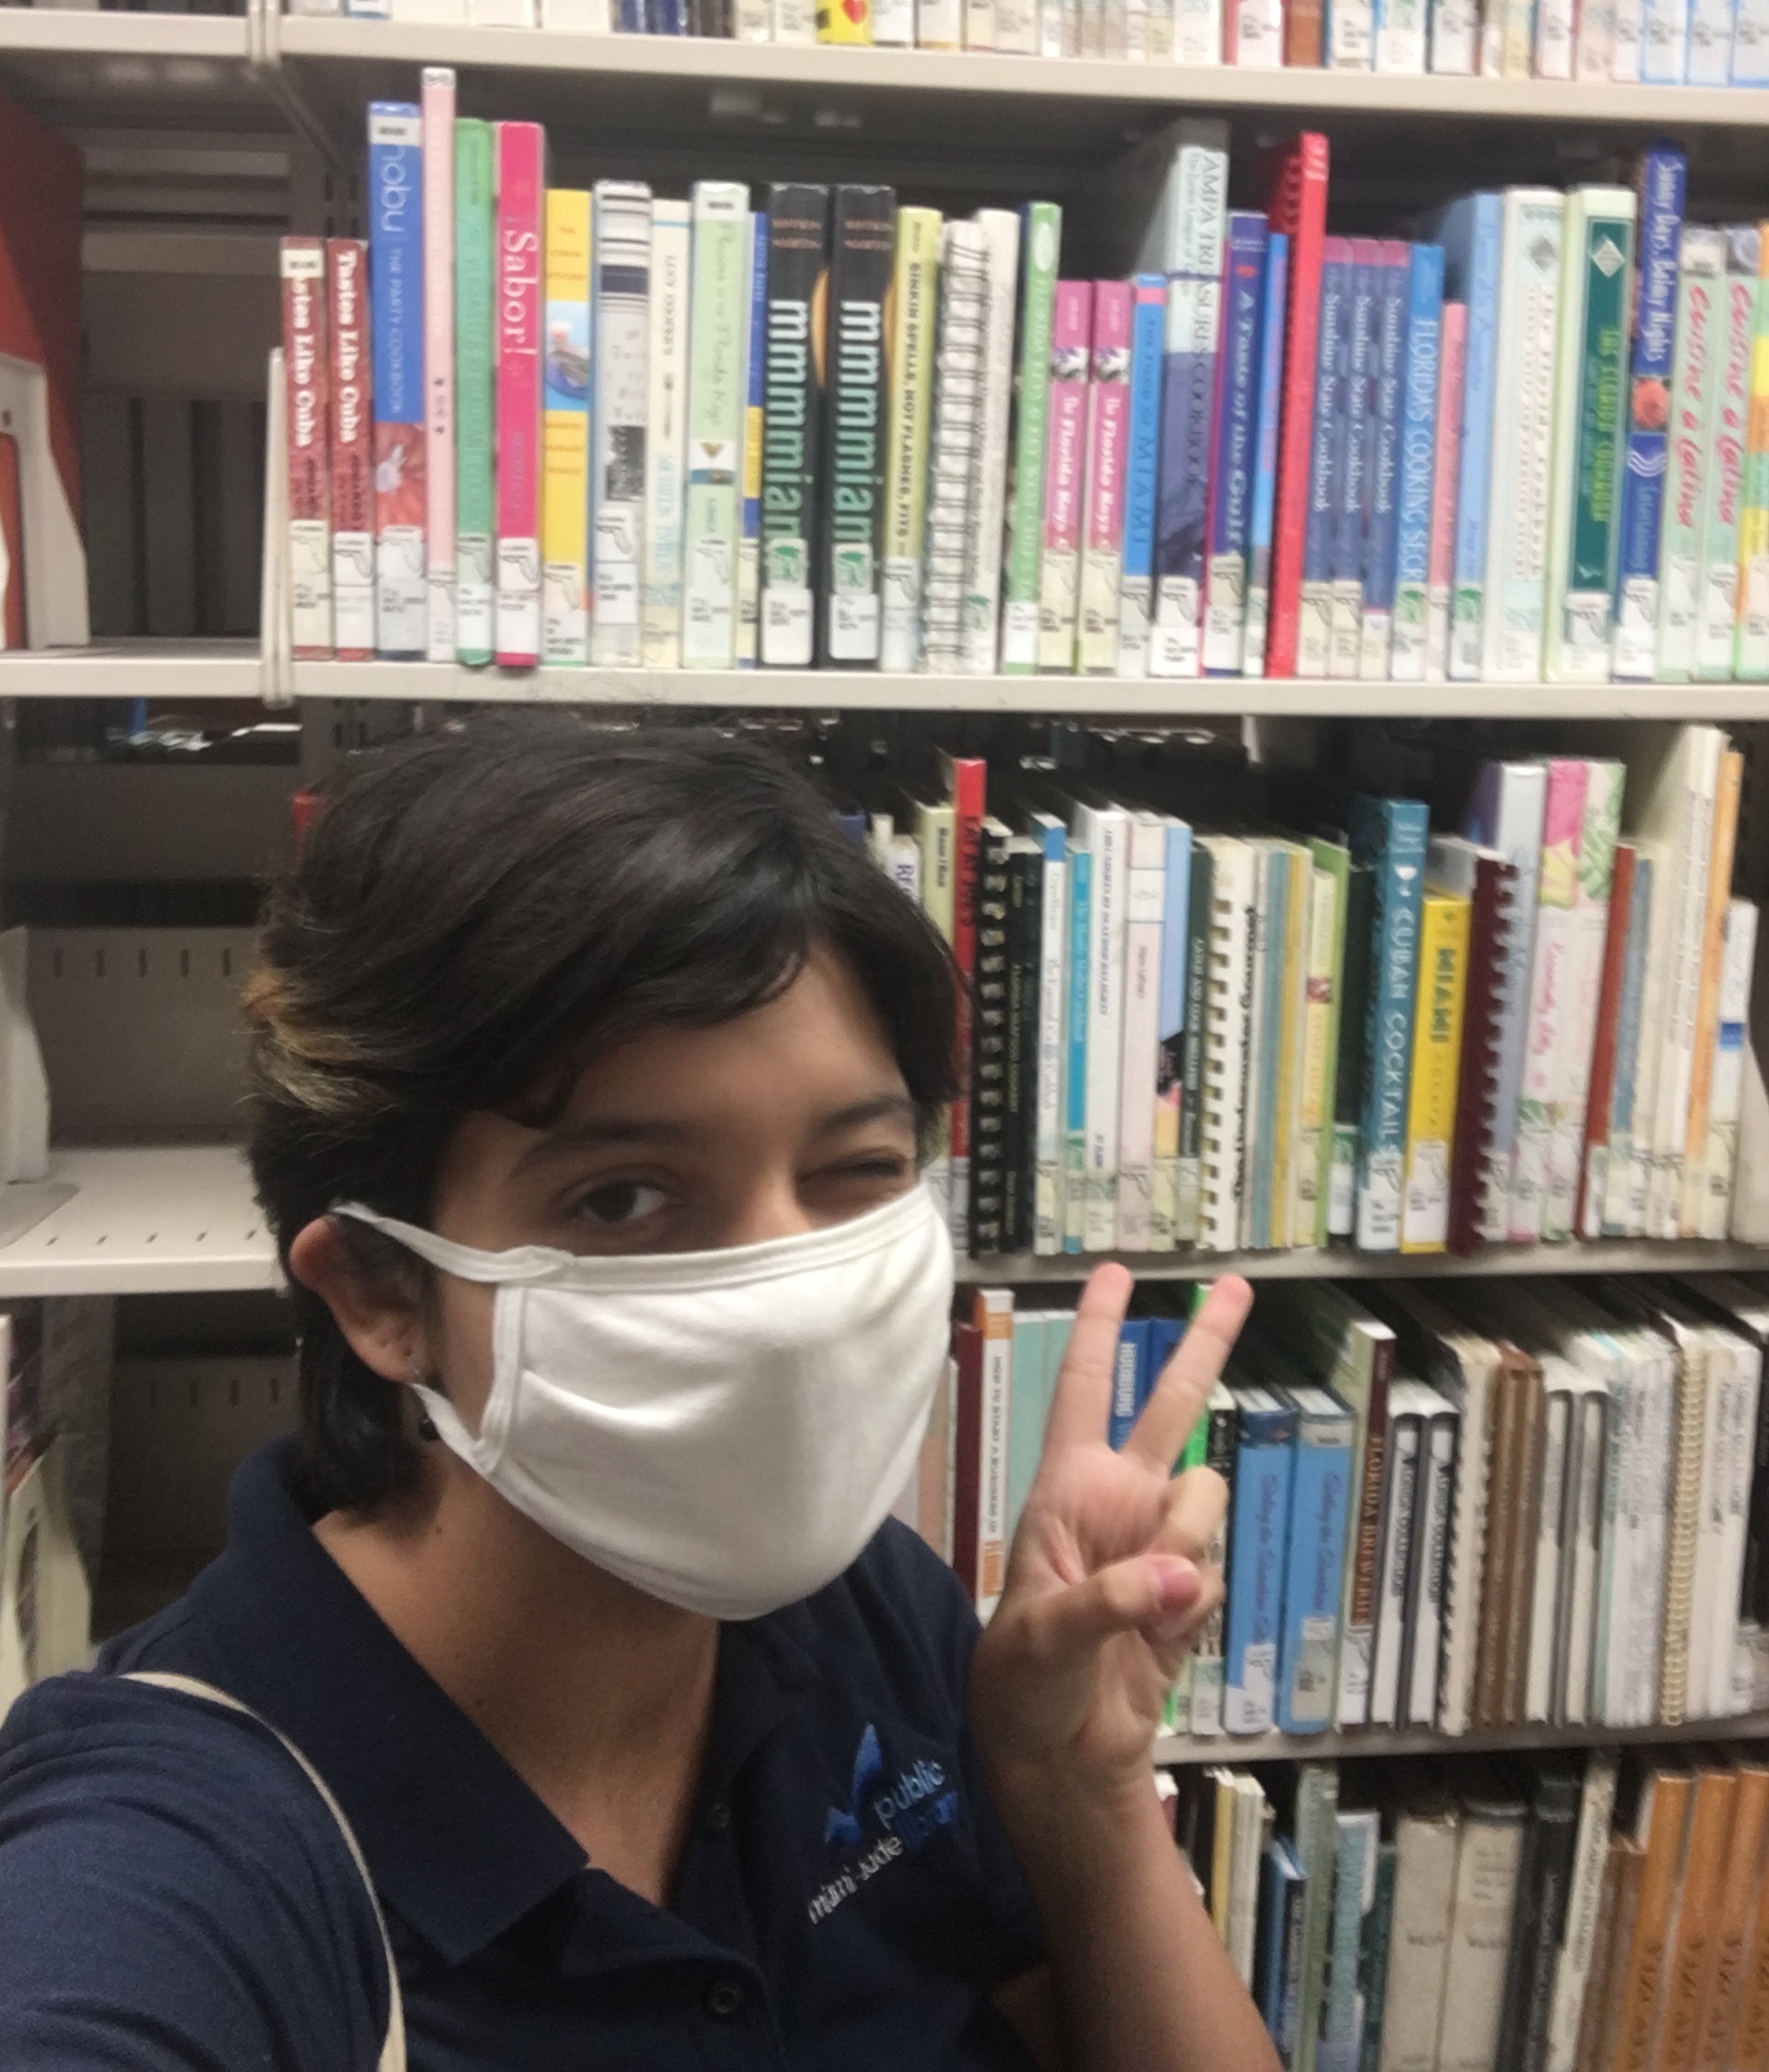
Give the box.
[0,1437,1043,2071]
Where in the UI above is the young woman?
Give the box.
[0,713,1276,2072]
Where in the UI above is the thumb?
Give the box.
[1018,1554,1203,1662]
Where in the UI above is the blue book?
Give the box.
[1301,240,1352,679]
[1318,1810,1382,2072]
[738,211,769,670]
[1259,1837,1308,2055]
[1359,244,1411,681]
[1153,274,1220,679]
[1348,794,1430,1254]
[1390,244,1445,682]
[1205,212,1269,677]
[1244,232,1291,680]
[367,101,425,661]
[1600,851,1656,1235]
[1332,242,1380,681]
[1110,1319,1151,1449]
[1146,1314,1185,1399]
[1428,193,1502,682]
[1275,1386,1354,1735]
[1118,274,1169,677]
[623,0,645,28]
[1614,148,1687,683]
[1222,1382,1297,1735]
[1154,818,1193,1246]
[1063,849,1092,1255]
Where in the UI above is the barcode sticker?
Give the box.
[763,585,813,666]
[1226,1640,1276,1734]
[1289,1614,1337,1725]
[1336,1621,1373,1724]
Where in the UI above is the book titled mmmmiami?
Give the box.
[819,185,894,668]
[759,184,828,669]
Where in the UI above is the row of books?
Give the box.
[896,725,1753,1261]
[282,113,1769,688]
[287,0,1769,85]
[1168,1746,1769,2072]
[929,1271,1769,1735]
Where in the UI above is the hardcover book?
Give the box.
[1261,131,1331,681]
[493,121,545,667]
[420,67,456,663]
[589,182,653,668]
[1613,148,1686,683]
[641,197,692,670]
[452,125,495,667]
[280,238,332,660]
[368,102,427,659]
[1427,193,1502,681]
[326,236,374,661]
[922,221,987,676]
[683,181,749,670]
[1077,280,1132,674]
[1117,273,1168,677]
[1038,280,1093,673]
[1000,203,1059,674]
[879,207,941,674]
[757,184,828,670]
[540,188,591,666]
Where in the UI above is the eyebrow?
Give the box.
[512,1092,919,1173]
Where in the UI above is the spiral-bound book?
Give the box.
[1197,835,1257,1254]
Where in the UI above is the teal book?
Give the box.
[1356,1842,1398,2072]
[1348,796,1429,1254]
[1063,848,1091,1254]
[453,119,496,667]
[1003,202,1063,674]
[1005,1311,1052,1541]
[1317,1809,1380,2072]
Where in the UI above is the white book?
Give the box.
[920,223,988,679]
[1534,0,1574,71]
[1331,0,1374,62]
[1524,1361,1574,1724]
[591,183,651,669]
[1077,803,1130,1252]
[1401,1382,1458,1730]
[1573,0,1616,68]
[1240,845,1272,1250]
[1376,0,1429,66]
[962,210,1022,677]
[1434,1792,1526,2072]
[1546,761,1624,1241]
[1174,0,1223,57]
[1197,837,1256,1253]
[1229,1775,1268,1987]
[681,181,748,673]
[1116,815,1167,1252]
[773,0,815,34]
[1702,899,1758,1238]
[541,0,611,22]
[1029,815,1069,1257]
[1369,1392,1423,1730]
[1431,0,1479,63]
[1543,1756,1621,2072]
[1379,1796,1461,2072]
[1611,0,1644,68]
[641,198,691,671]
[466,0,534,20]
[992,0,1039,47]
[1480,189,1565,684]
[390,0,463,16]
[1555,1371,1608,1725]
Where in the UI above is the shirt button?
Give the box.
[706,1978,746,2020]
[705,1799,731,1833]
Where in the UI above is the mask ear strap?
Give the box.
[330,1203,573,1285]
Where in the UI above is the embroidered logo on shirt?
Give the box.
[824,1721,885,1847]
[809,1723,964,1925]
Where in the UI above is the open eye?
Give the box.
[573,1180,670,1226]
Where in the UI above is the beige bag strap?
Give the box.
[125,1671,407,2072]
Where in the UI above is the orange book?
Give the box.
[1693,1760,1769,2072]
[1728,1830,1769,2072]
[1615,1766,1695,2072]
[1585,1838,1649,2072]
[1680,747,1744,1234]
[1656,1763,1739,2072]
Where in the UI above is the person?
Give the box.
[0,713,1276,2072]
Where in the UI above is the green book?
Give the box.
[1542,186,1636,684]
[1002,202,1062,675]
[1356,1842,1398,2072]
[1307,838,1352,1248]
[1293,1762,1341,2072]
[683,180,749,671]
[453,119,496,669]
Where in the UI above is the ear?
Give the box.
[288,1215,426,1387]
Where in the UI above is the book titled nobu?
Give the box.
[818,185,895,667]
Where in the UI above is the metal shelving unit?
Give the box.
[959,1238,1769,1281]
[0,640,265,703]
[1153,1710,1769,1766]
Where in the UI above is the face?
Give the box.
[295,945,921,1435]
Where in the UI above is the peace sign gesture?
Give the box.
[969,1267,1253,1804]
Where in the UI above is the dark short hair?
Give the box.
[245,712,959,1517]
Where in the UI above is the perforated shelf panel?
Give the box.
[0,1146,279,1296]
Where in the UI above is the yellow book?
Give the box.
[1399,889,1470,1255]
[1291,863,1337,1246]
[1680,746,1744,1232]
[540,189,591,667]
[1267,842,1309,1251]
[881,207,943,673]
[816,0,873,39]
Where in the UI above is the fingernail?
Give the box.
[1152,1557,1201,1614]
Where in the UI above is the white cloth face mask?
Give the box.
[332,1185,955,1621]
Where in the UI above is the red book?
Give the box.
[1575,841,1636,1241]
[949,1319,984,1605]
[1261,132,1330,681]
[1443,840,1516,1256]
[326,238,374,661]
[281,238,331,661]
[940,751,987,1244]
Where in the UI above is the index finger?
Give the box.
[1041,1262,1134,1453]
[1122,1276,1253,1470]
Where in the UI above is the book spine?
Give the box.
[817,0,873,35]
[920,0,961,40]
[1200,846,1255,1250]
[1599,851,1655,1234]
[1574,0,1618,72]
[1331,244,1379,681]
[1546,196,1636,685]
[958,208,1021,675]
[1063,849,1091,1254]
[281,238,332,661]
[1510,759,1589,1241]
[922,221,986,677]
[1612,0,1646,68]
[1405,1411,1458,1723]
[1175,0,1223,55]
[493,122,544,667]
[1264,134,1330,682]
[736,218,766,671]
[588,182,653,668]
[1077,280,1133,675]
[1401,893,1471,1254]
[1355,799,1430,1253]
[1391,245,1444,684]
[1204,215,1267,678]
[1033,830,1068,1254]
[452,125,495,668]
[1037,280,1093,673]
[970,827,1011,1256]
[974,1293,1013,1617]
[1449,196,1502,681]
[641,198,692,670]
[1657,230,1727,681]
[1738,242,1769,679]
[1188,1392,1239,1734]
[1368,1411,1420,1726]
[1545,762,1625,1240]
[1375,0,1428,64]
[1614,149,1686,682]
[1152,167,1229,680]
[1328,0,1374,63]
[368,103,427,660]
[1083,815,1126,1251]
[1688,0,1735,72]
[1242,231,1291,678]
[1152,824,1193,1250]
[1702,898,1758,1237]
[1360,243,1413,679]
[1278,1417,1354,1733]
[1680,746,1743,1228]
[947,756,988,1247]
[1431,0,1478,64]
[1002,203,1061,675]
[683,181,749,670]
[758,184,827,671]
[326,237,374,662]
[1224,1411,1296,1735]
[1117,274,1168,677]
[1293,866,1337,1243]
[1578,842,1635,1239]
[1445,855,1508,1255]
[1301,244,1352,680]
[421,70,456,663]
[879,206,941,674]
[1118,828,1166,1251]
[820,186,893,666]
[540,189,592,667]
[1004,850,1043,1254]
[1177,842,1214,1245]
[1694,231,1758,679]
[1327,866,1373,1242]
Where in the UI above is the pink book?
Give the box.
[326,237,374,662]
[280,237,331,661]
[1078,280,1132,675]
[421,67,456,665]
[1509,756,1589,1243]
[494,121,545,668]
[1036,280,1093,673]
[1424,301,1467,685]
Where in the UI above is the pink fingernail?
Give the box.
[1153,1558,1200,1613]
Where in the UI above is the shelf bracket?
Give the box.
[246,0,350,179]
